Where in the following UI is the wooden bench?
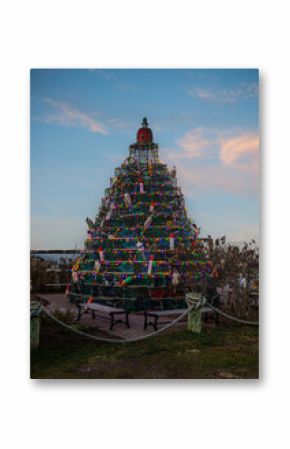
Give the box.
[77,303,130,330]
[144,306,219,331]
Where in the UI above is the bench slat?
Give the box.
[79,304,125,314]
[146,309,188,317]
[146,307,215,317]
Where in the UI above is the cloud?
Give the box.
[106,117,134,131]
[177,162,258,197]
[163,128,259,196]
[194,88,217,101]
[177,128,212,157]
[220,133,259,171]
[164,128,214,163]
[184,81,258,103]
[40,99,108,134]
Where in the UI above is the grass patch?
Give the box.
[31,318,259,379]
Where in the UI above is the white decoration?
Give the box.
[124,193,132,207]
[144,215,152,229]
[94,260,101,273]
[172,270,180,286]
[147,256,154,275]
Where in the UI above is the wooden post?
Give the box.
[186,292,203,333]
[30,302,43,350]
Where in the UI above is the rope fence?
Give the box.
[205,303,259,326]
[41,297,258,344]
[43,304,195,343]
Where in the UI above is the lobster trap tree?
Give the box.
[69,118,213,310]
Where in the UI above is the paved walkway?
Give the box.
[37,293,188,339]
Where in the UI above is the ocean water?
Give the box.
[34,253,81,263]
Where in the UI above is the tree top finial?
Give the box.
[142,117,148,128]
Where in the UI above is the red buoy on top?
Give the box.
[136,117,153,143]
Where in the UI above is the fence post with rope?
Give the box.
[185,292,205,333]
[30,301,43,350]
[31,293,258,346]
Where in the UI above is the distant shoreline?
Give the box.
[31,250,82,254]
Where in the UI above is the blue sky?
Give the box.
[31,69,259,249]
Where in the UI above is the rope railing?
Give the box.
[30,303,44,317]
[205,303,259,326]
[43,304,195,344]
[41,297,258,344]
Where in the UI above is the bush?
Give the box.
[207,237,259,318]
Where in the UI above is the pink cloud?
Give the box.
[163,128,259,196]
[165,128,213,162]
[178,128,211,157]
[220,133,259,171]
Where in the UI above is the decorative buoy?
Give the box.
[170,233,175,250]
[147,255,154,275]
[98,247,105,263]
[136,117,153,143]
[124,193,132,208]
[94,260,101,273]
[144,215,152,229]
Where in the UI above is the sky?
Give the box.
[30,69,259,249]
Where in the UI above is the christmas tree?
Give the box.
[69,118,213,310]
